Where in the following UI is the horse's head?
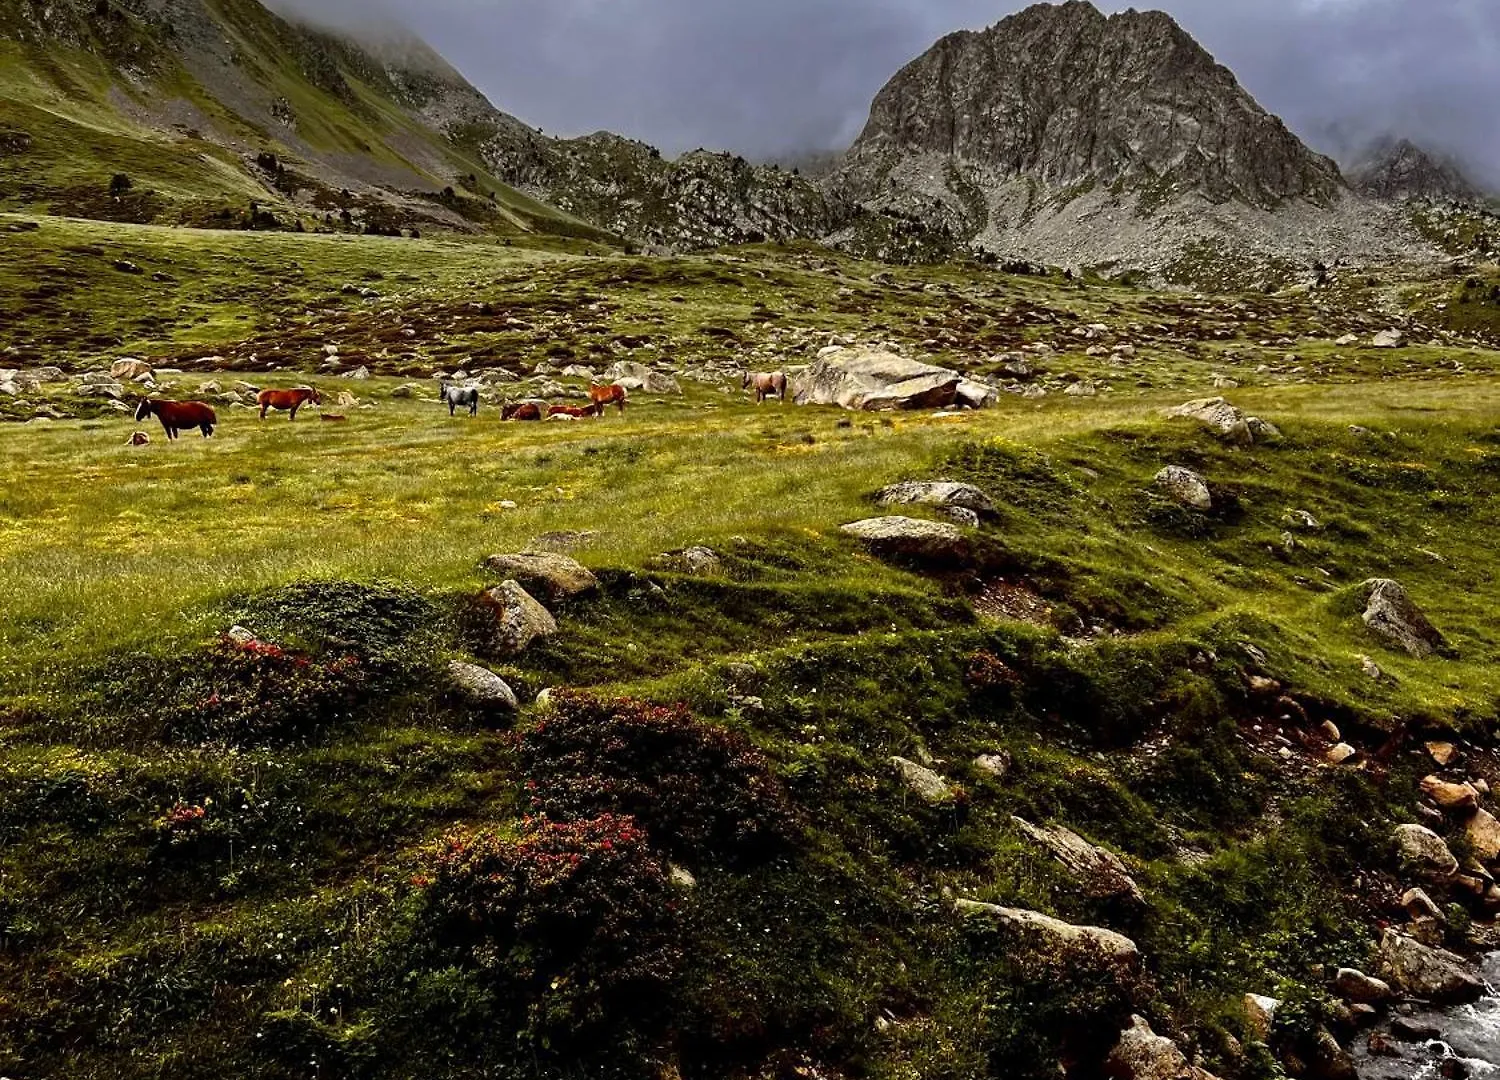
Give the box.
[742,371,753,390]
[134,399,152,422]
[309,388,323,406]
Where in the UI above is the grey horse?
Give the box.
[441,383,480,418]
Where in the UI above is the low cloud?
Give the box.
[268,0,1499,186]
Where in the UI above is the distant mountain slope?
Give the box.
[1348,138,1487,205]
[0,0,609,239]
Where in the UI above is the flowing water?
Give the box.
[1355,955,1500,1079]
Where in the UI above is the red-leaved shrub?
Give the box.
[518,693,798,864]
[420,814,680,1040]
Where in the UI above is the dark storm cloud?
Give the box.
[269,0,1500,185]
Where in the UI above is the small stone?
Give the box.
[1327,743,1357,765]
[1421,775,1480,813]
[1243,994,1278,1042]
[446,661,519,714]
[974,752,1011,779]
[1427,741,1460,767]
[1333,967,1393,1005]
[1154,466,1213,510]
[669,864,697,889]
[1320,720,1342,742]
[1393,823,1459,880]
[890,756,955,803]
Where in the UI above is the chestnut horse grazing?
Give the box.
[501,402,543,422]
[547,403,603,419]
[744,371,787,403]
[257,386,321,420]
[135,398,216,439]
[588,383,628,415]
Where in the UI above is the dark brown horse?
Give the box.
[135,398,217,439]
[547,403,603,419]
[588,383,628,415]
[743,371,787,403]
[258,386,321,420]
[502,402,543,422]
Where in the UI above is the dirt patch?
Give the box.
[972,579,1053,626]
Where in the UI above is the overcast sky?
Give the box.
[272,0,1500,183]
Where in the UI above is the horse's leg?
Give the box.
[259,403,268,419]
[202,423,213,438]
[289,404,299,421]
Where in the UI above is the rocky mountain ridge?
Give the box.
[1348,138,1488,205]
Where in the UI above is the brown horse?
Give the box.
[547,403,603,419]
[135,398,217,439]
[588,383,628,415]
[258,386,321,420]
[743,371,787,403]
[502,402,543,422]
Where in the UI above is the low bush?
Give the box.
[518,693,798,864]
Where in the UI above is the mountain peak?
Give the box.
[844,0,1341,210]
[1348,137,1484,204]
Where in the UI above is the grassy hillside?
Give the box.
[0,0,612,241]
[3,214,1500,1078]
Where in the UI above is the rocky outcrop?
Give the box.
[1165,398,1281,447]
[953,899,1140,970]
[875,481,997,518]
[1348,138,1484,204]
[1357,579,1448,659]
[1012,817,1144,904]
[793,349,964,411]
[843,2,1340,209]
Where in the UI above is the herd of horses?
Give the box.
[131,371,788,440]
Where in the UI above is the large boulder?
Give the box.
[841,516,973,565]
[875,481,997,518]
[955,379,999,410]
[482,552,599,605]
[1374,929,1484,1003]
[1467,808,1500,863]
[1393,823,1459,881]
[110,358,153,381]
[1106,1016,1223,1080]
[792,348,963,411]
[1333,967,1394,1005]
[471,581,558,656]
[447,661,519,714]
[1420,776,1479,814]
[1165,397,1281,446]
[1012,817,1144,905]
[603,361,682,395]
[1154,466,1213,510]
[953,900,1140,971]
[1357,579,1447,659]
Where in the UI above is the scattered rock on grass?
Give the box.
[651,546,724,577]
[875,481,996,518]
[447,661,519,714]
[953,900,1140,970]
[473,581,558,656]
[1393,824,1459,880]
[482,552,599,605]
[841,516,973,565]
[890,756,955,803]
[1012,817,1144,904]
[1165,397,1281,446]
[1154,466,1213,510]
[1357,579,1448,659]
[793,348,963,411]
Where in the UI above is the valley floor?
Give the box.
[4,215,1500,1079]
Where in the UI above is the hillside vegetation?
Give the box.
[3,208,1500,1079]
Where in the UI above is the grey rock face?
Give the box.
[952,899,1140,970]
[841,1,1341,211]
[890,757,955,803]
[1012,817,1144,905]
[1357,579,1448,659]
[1393,823,1459,881]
